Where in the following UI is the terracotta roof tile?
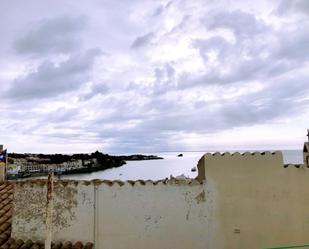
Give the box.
[0,182,93,249]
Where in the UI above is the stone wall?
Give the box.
[11,151,309,249]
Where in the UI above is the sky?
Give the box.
[0,0,309,154]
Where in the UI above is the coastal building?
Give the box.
[8,158,84,175]
[21,162,43,172]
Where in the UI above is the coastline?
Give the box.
[7,152,163,180]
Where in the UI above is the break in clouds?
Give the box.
[0,0,309,153]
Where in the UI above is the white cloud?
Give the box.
[0,0,308,153]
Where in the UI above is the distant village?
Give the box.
[7,151,163,179]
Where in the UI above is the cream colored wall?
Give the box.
[12,181,95,243]
[197,151,309,249]
[11,151,309,249]
[94,180,221,249]
[12,179,221,249]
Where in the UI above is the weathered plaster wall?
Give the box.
[11,151,309,249]
[94,179,220,249]
[12,178,221,249]
[197,151,309,249]
[12,180,94,243]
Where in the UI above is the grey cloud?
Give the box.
[154,63,175,82]
[153,1,172,16]
[178,56,297,88]
[138,78,309,135]
[14,16,87,56]
[87,72,309,152]
[152,63,176,94]
[10,73,308,153]
[277,0,309,15]
[275,25,309,61]
[2,0,309,153]
[277,0,293,15]
[181,36,276,87]
[204,10,267,36]
[197,10,272,71]
[45,107,80,123]
[180,11,306,89]
[153,5,165,16]
[78,83,109,101]
[124,63,177,96]
[6,48,101,100]
[193,36,231,63]
[131,32,155,49]
[295,0,309,14]
[162,14,191,37]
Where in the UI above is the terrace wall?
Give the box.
[12,178,219,249]
[11,151,309,249]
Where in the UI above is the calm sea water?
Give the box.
[60,150,303,181]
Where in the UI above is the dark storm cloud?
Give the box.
[14,16,87,56]
[6,48,101,100]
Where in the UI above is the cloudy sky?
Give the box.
[0,0,309,154]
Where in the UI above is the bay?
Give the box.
[60,150,303,181]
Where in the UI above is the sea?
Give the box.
[58,150,303,181]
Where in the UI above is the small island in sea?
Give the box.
[7,151,163,179]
